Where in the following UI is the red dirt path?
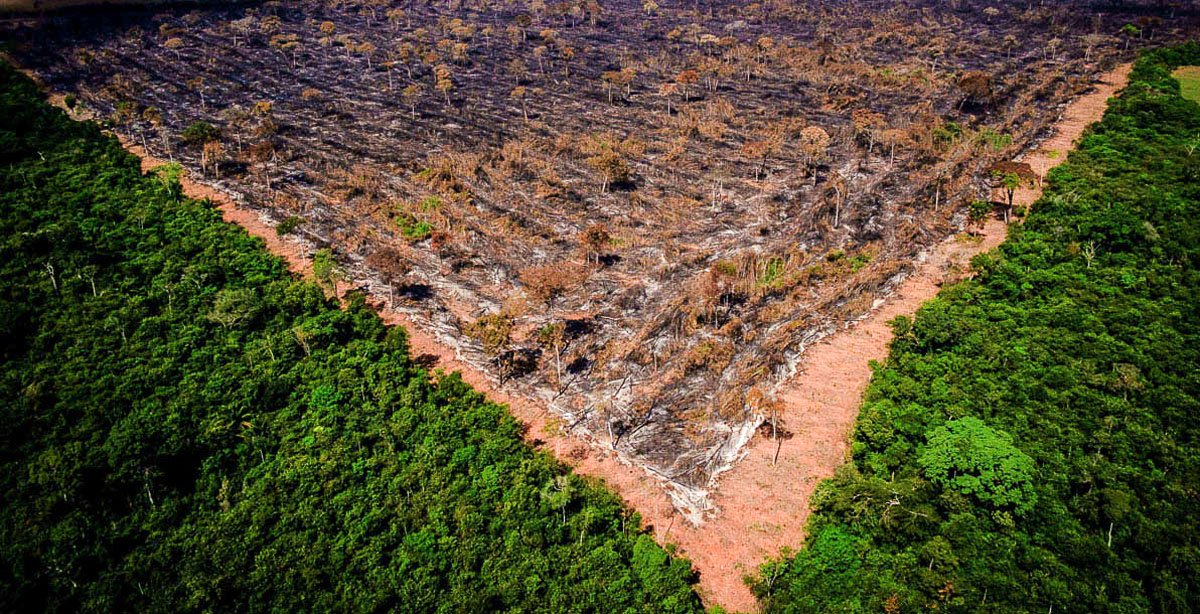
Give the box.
[26,60,1130,612]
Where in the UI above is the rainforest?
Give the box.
[1,2,1199,612]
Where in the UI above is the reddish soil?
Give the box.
[22,56,1131,612]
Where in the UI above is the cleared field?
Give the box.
[2,0,1189,519]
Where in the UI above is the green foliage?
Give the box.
[0,63,700,613]
[757,43,1200,613]
[180,120,219,146]
[757,256,786,288]
[395,211,433,241]
[713,259,738,277]
[311,247,343,290]
[848,251,872,272]
[995,170,1021,191]
[153,162,182,196]
[933,120,962,147]
[968,198,991,222]
[465,313,513,355]
[418,195,443,212]
[978,128,1013,151]
[918,418,1037,515]
[275,214,303,235]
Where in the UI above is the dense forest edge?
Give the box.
[4,34,1200,613]
[754,43,1200,613]
[0,62,701,612]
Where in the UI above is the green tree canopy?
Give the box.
[918,417,1037,515]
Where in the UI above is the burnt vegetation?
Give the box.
[3,0,1195,513]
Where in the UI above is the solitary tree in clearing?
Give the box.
[465,313,515,382]
[229,16,253,47]
[312,248,344,295]
[533,45,549,73]
[537,322,568,388]
[509,58,529,84]
[181,120,219,147]
[797,125,830,179]
[823,171,848,228]
[163,37,184,59]
[561,46,575,78]
[356,41,377,70]
[201,140,224,177]
[879,128,912,165]
[1044,37,1062,62]
[658,82,679,115]
[1120,23,1141,50]
[142,106,171,159]
[988,161,1037,223]
[513,13,532,42]
[434,64,454,104]
[507,86,529,120]
[364,247,412,307]
[968,199,992,234]
[851,108,886,157]
[247,139,277,191]
[675,69,700,101]
[742,133,782,180]
[586,148,630,193]
[1002,34,1020,59]
[578,223,611,266]
[269,33,301,69]
[318,20,336,56]
[601,70,621,103]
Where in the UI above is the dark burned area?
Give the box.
[4,0,1193,514]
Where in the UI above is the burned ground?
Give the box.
[4,0,1192,515]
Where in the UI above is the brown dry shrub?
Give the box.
[365,246,412,286]
[697,119,727,142]
[717,317,744,341]
[958,70,994,103]
[273,192,303,213]
[416,154,472,197]
[464,313,513,355]
[714,388,748,421]
[429,230,453,253]
[491,139,534,180]
[682,339,735,375]
[519,263,586,303]
[669,110,699,139]
[328,163,383,201]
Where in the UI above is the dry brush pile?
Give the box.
[5,0,1192,517]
